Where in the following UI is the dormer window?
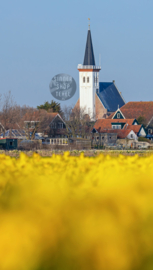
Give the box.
[112,124,121,129]
[87,77,89,83]
[83,77,85,83]
[117,112,120,119]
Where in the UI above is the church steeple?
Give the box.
[83,25,95,66]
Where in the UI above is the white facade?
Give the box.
[78,65,100,120]
[127,130,138,140]
[139,127,146,137]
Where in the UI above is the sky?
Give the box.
[0,0,153,109]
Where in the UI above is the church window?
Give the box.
[87,77,89,83]
[83,77,85,83]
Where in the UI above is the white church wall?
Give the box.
[79,70,99,120]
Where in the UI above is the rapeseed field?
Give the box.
[0,152,153,270]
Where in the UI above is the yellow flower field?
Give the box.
[0,152,153,270]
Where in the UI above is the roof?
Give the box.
[118,102,153,124]
[97,82,125,112]
[0,129,26,139]
[94,119,135,132]
[123,124,142,134]
[23,111,58,122]
[99,129,134,139]
[83,29,95,65]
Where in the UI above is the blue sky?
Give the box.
[0,0,153,108]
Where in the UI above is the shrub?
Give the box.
[138,136,150,142]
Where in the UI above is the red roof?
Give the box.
[109,102,153,124]
[99,129,134,139]
[94,119,135,132]
[23,111,58,122]
[123,124,142,134]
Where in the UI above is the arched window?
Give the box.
[87,77,89,83]
[83,77,85,83]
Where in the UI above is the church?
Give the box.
[74,24,125,120]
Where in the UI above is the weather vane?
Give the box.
[88,18,90,29]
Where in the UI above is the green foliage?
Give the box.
[137,116,146,125]
[37,100,62,114]
[138,137,150,143]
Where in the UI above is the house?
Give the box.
[92,118,146,137]
[108,102,153,138]
[23,110,68,138]
[92,118,142,147]
[74,24,125,120]
[92,132,117,147]
[123,124,146,137]
[0,138,18,150]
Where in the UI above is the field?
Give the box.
[0,152,153,270]
[1,149,153,157]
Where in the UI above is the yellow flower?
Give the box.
[0,153,152,270]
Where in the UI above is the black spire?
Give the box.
[83,28,95,66]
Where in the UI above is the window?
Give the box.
[83,77,85,83]
[102,137,104,140]
[97,137,99,140]
[87,77,89,83]
[57,122,63,129]
[148,129,152,134]
[51,122,56,129]
[9,142,13,146]
[117,112,120,119]
[112,125,121,129]
[109,137,112,139]
[131,134,133,138]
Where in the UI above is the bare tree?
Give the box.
[0,91,38,138]
[0,91,20,137]
[62,105,95,139]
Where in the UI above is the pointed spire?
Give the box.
[83,21,95,66]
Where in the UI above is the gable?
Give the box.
[50,115,66,128]
[139,126,146,137]
[112,110,124,119]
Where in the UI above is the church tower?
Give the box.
[78,23,101,120]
